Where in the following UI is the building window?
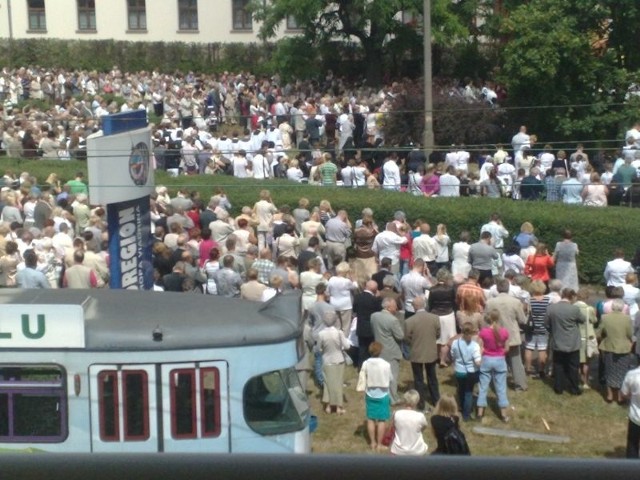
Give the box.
[127,0,147,31]
[0,365,67,442]
[27,0,46,31]
[77,0,96,31]
[286,15,301,30]
[178,0,198,31]
[401,10,421,27]
[97,370,149,442]
[232,0,252,31]
[170,367,220,439]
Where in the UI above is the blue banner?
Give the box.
[107,196,154,290]
[102,110,148,136]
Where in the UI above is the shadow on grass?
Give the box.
[603,446,627,458]
[353,423,371,448]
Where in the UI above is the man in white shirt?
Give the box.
[511,125,530,156]
[412,223,438,274]
[481,214,509,274]
[497,161,516,196]
[372,223,408,275]
[438,166,461,197]
[538,145,555,172]
[382,156,401,191]
[400,259,431,316]
[253,190,277,251]
[625,122,640,149]
[621,364,640,458]
[455,147,470,173]
[251,141,271,179]
[337,111,355,152]
[445,147,459,170]
[232,150,250,178]
[481,214,509,250]
[604,249,634,287]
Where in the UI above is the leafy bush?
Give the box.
[0,39,274,75]
[8,158,638,284]
[384,81,505,147]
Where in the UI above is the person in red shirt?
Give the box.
[525,243,555,287]
[186,201,202,231]
[398,223,413,276]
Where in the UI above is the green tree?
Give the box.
[496,0,639,143]
[252,0,468,85]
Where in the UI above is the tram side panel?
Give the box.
[0,341,309,454]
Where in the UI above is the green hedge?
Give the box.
[0,39,276,76]
[5,158,639,284]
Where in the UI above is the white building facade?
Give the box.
[0,0,299,43]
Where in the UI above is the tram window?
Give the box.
[201,368,220,437]
[170,367,221,439]
[97,370,149,442]
[243,368,309,436]
[97,371,119,441]
[0,365,67,442]
[123,371,149,440]
[14,394,61,436]
[0,394,8,436]
[171,370,196,438]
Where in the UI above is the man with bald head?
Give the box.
[353,279,383,367]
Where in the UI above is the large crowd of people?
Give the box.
[1,175,640,456]
[2,66,640,206]
[2,65,640,456]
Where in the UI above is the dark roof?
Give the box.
[0,289,303,351]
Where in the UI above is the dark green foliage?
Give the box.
[1,39,274,75]
[496,0,640,144]
[384,81,505,147]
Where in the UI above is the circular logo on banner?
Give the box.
[129,142,150,186]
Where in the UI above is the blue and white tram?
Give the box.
[0,289,310,453]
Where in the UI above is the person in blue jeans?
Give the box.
[450,322,481,421]
[477,310,511,422]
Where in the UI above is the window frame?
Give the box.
[200,367,221,438]
[121,370,150,441]
[97,371,119,441]
[27,0,47,32]
[97,369,149,442]
[178,0,199,32]
[127,0,147,31]
[231,0,252,31]
[77,0,96,31]
[0,365,68,443]
[170,369,197,439]
[169,367,221,440]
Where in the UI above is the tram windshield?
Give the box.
[243,368,309,435]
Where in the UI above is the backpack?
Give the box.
[443,424,470,455]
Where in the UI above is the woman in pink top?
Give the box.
[477,310,511,422]
[420,165,440,197]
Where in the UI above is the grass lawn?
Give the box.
[308,359,630,457]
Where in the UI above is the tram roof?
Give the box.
[0,289,303,351]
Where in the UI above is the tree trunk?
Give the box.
[362,40,384,86]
